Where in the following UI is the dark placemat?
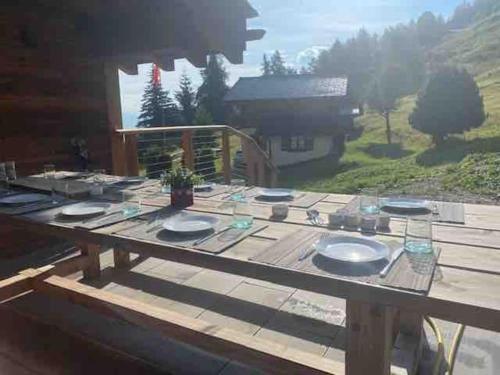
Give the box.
[0,195,72,215]
[244,188,327,209]
[194,184,232,198]
[251,229,440,294]
[22,200,161,230]
[117,211,267,254]
[344,196,465,224]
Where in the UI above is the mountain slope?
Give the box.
[431,11,500,75]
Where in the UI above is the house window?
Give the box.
[281,135,314,152]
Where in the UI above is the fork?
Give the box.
[298,234,328,261]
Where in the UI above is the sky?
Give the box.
[119,0,464,128]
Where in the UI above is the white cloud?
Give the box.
[296,46,328,68]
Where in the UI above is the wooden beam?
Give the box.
[222,129,231,184]
[113,248,131,270]
[34,275,344,375]
[124,134,140,176]
[346,300,394,375]
[0,274,32,303]
[104,63,127,175]
[79,243,101,280]
[116,125,228,135]
[182,130,195,171]
[118,64,139,75]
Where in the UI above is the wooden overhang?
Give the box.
[2,0,265,72]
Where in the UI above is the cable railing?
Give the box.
[115,125,277,187]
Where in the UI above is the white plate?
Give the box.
[381,198,429,211]
[194,183,214,192]
[314,235,389,263]
[61,202,111,216]
[258,188,294,199]
[0,193,47,205]
[162,214,219,233]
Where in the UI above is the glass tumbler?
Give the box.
[231,199,253,229]
[404,215,433,254]
[359,188,379,215]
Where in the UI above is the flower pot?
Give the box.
[170,186,193,208]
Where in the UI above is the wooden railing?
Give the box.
[114,125,278,187]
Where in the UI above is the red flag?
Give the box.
[152,64,161,86]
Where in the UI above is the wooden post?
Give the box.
[346,300,394,375]
[182,130,195,171]
[222,129,231,184]
[104,63,127,176]
[80,243,101,280]
[113,248,131,269]
[124,134,140,176]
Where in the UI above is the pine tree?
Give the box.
[261,54,272,76]
[137,64,180,128]
[197,54,229,124]
[270,50,288,76]
[175,73,197,125]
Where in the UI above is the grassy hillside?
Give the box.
[280,17,500,202]
[431,12,500,75]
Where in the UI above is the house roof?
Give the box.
[224,75,348,102]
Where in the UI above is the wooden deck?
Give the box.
[2,182,500,374]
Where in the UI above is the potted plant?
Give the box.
[161,167,203,208]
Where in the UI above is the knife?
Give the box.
[380,247,404,278]
[193,226,231,246]
[82,210,122,224]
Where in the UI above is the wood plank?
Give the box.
[34,275,344,375]
[345,300,394,375]
[0,274,31,303]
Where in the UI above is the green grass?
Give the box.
[279,67,500,200]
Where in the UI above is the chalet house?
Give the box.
[224,75,360,167]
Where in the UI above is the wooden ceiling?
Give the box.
[0,0,265,72]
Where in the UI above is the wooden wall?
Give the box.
[0,58,113,176]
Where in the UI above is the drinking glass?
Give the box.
[5,161,16,182]
[0,163,8,190]
[359,188,379,215]
[230,178,247,201]
[44,164,58,203]
[231,199,253,229]
[91,169,106,196]
[122,190,141,217]
[404,215,433,254]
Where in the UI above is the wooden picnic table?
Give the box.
[2,175,500,375]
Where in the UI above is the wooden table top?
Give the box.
[2,176,500,334]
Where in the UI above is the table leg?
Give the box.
[113,248,131,269]
[80,243,101,280]
[346,299,394,375]
[395,310,425,375]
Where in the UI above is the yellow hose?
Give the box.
[423,316,466,375]
[447,324,466,375]
[425,316,445,375]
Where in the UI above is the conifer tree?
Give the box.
[175,73,197,125]
[197,54,229,124]
[137,64,180,128]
